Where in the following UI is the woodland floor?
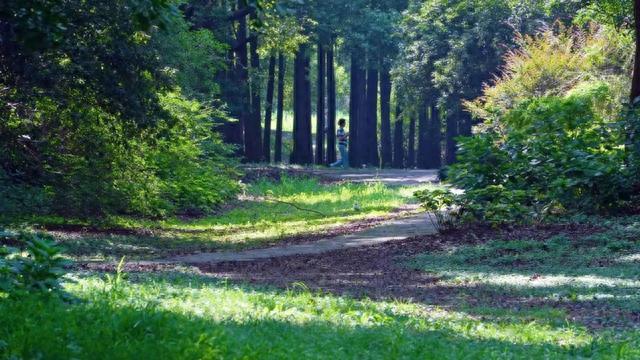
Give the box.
[5,168,640,358]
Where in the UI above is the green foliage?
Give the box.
[414,189,461,231]
[0,0,240,218]
[450,86,631,224]
[443,26,635,225]
[3,272,637,358]
[0,230,69,297]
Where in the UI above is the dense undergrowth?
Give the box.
[417,26,640,228]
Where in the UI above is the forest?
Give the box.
[2,0,640,358]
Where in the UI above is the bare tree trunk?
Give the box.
[326,42,337,164]
[263,55,276,162]
[245,12,263,162]
[417,102,429,169]
[349,54,362,167]
[632,0,640,103]
[315,42,326,165]
[393,104,405,168]
[425,103,442,169]
[407,115,416,168]
[445,105,459,165]
[236,1,250,158]
[364,67,379,167]
[380,66,392,168]
[291,44,313,165]
[274,53,285,163]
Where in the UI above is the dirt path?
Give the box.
[310,168,439,185]
[170,212,435,264]
[168,169,439,264]
[89,168,439,266]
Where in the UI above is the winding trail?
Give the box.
[171,212,435,264]
[163,169,439,265]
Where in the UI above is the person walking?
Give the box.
[330,118,349,168]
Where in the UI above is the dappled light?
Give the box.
[3,0,640,357]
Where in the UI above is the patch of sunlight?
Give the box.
[616,253,640,263]
[69,276,592,348]
[543,293,640,302]
[438,271,640,288]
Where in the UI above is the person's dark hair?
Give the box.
[338,118,346,126]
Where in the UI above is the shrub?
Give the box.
[443,25,635,225]
[0,230,69,297]
[447,85,631,224]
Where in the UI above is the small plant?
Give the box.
[0,230,70,297]
[414,189,464,232]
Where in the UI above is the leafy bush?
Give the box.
[439,26,636,226]
[446,85,632,225]
[414,189,463,231]
[0,230,69,297]
[415,187,534,230]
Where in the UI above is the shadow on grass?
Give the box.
[2,272,628,359]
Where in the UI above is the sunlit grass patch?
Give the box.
[2,272,624,359]
[407,217,640,330]
[49,177,429,260]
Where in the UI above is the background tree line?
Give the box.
[1,0,639,218]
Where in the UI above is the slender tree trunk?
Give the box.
[222,59,244,147]
[445,106,459,165]
[407,115,416,168]
[236,3,250,158]
[393,104,405,168]
[355,65,368,167]
[364,67,379,167]
[417,102,429,169]
[326,42,337,164]
[262,55,276,162]
[380,66,392,168]
[245,13,263,162]
[426,104,442,169]
[632,0,640,103]
[631,0,640,168]
[349,54,361,167]
[274,53,285,163]
[315,43,326,165]
[291,44,313,165]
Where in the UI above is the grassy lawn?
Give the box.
[3,270,637,359]
[407,216,640,332]
[3,217,640,358]
[42,177,425,261]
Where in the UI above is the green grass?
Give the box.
[407,216,640,330]
[48,177,425,261]
[2,271,637,359]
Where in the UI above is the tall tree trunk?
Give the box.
[291,44,313,165]
[632,0,640,103]
[407,115,416,168]
[274,53,285,163]
[355,65,368,167]
[245,12,263,162]
[236,2,250,158]
[393,104,405,168]
[315,43,326,165]
[326,42,337,164]
[221,50,244,148]
[417,102,429,169]
[364,67,379,167]
[380,66,392,168]
[445,106,459,165]
[349,54,362,167]
[263,55,276,162]
[425,104,442,169]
